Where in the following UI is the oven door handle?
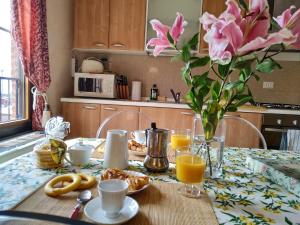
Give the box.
[264,128,288,133]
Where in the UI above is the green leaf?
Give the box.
[192,72,209,87]
[181,44,191,62]
[256,58,281,73]
[234,96,252,107]
[224,80,244,90]
[211,80,221,100]
[190,56,210,68]
[227,105,238,112]
[218,63,231,78]
[238,0,248,12]
[188,33,199,49]
[284,217,293,225]
[181,64,192,86]
[167,31,174,45]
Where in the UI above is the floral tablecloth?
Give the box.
[0,148,299,225]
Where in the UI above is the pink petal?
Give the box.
[287,8,300,32]
[171,12,185,42]
[239,28,297,54]
[274,6,295,28]
[200,12,218,31]
[221,20,244,53]
[150,19,169,39]
[147,38,170,56]
[245,17,270,42]
[249,0,269,14]
[153,45,168,57]
[220,0,242,24]
[147,38,169,47]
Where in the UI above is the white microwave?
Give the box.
[74,73,117,99]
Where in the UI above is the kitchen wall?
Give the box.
[76,52,300,105]
[46,0,73,115]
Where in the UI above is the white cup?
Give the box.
[131,130,146,144]
[98,179,128,218]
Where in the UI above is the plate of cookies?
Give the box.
[128,139,148,156]
[100,168,150,195]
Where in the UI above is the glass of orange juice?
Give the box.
[176,147,206,198]
[171,129,191,151]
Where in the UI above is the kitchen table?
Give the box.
[0,143,299,225]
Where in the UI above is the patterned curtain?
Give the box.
[10,0,51,130]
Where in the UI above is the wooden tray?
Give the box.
[13,182,218,225]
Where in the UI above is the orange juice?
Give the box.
[171,134,191,150]
[176,155,206,184]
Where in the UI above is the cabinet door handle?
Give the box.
[111,43,125,47]
[94,43,106,47]
[181,112,193,116]
[103,107,117,111]
[264,128,287,133]
[83,106,97,110]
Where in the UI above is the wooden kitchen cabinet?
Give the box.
[74,0,110,49]
[139,107,194,130]
[100,105,140,138]
[225,112,263,148]
[109,0,147,50]
[62,103,101,138]
[74,0,146,50]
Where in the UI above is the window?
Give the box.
[0,1,31,138]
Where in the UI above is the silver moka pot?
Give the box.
[144,123,169,172]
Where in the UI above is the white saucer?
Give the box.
[84,196,139,225]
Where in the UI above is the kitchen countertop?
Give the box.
[61,97,300,115]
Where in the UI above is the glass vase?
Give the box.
[192,114,226,178]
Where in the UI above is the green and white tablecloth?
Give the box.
[0,148,299,225]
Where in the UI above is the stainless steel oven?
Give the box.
[261,114,300,150]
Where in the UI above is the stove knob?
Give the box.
[277,119,282,125]
[293,120,298,126]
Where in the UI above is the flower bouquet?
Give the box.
[147,0,300,176]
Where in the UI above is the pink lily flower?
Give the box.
[147,19,171,56]
[243,0,270,43]
[171,12,185,42]
[274,6,300,49]
[238,28,297,54]
[147,13,185,56]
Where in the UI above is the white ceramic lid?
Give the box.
[69,141,94,151]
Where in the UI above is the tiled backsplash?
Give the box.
[75,52,300,105]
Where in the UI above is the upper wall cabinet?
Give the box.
[109,0,147,51]
[74,0,110,49]
[74,0,147,51]
[146,0,202,53]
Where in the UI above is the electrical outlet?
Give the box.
[263,82,274,89]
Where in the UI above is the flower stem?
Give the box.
[206,142,213,176]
